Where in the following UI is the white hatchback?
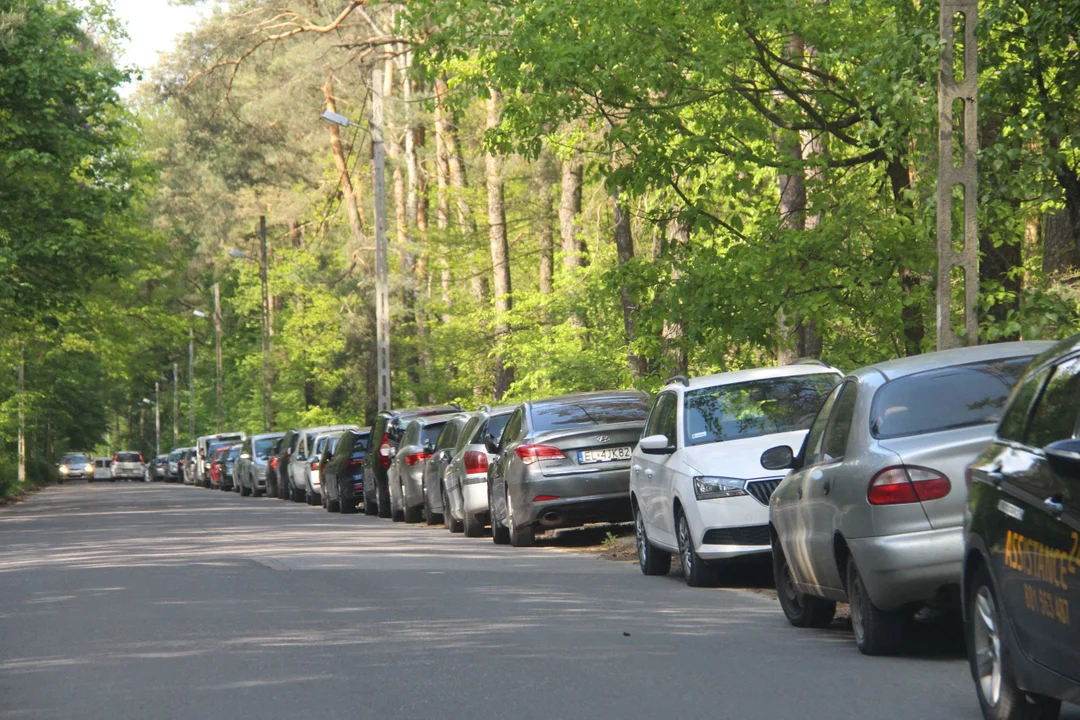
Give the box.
[630,363,842,586]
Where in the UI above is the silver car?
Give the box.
[286,425,357,503]
[388,414,460,523]
[420,413,474,526]
[303,431,348,505]
[235,432,285,497]
[111,451,145,481]
[488,390,650,547]
[768,341,1052,656]
[443,406,515,536]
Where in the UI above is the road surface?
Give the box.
[1,484,1072,720]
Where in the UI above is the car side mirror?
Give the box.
[1045,439,1080,479]
[761,445,795,471]
[639,434,674,455]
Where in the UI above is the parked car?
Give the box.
[110,451,145,481]
[768,341,1051,656]
[202,441,235,488]
[311,433,344,505]
[363,405,461,518]
[285,425,358,504]
[965,336,1080,720]
[421,412,473,526]
[196,432,246,487]
[57,452,93,483]
[235,432,285,497]
[166,448,183,483]
[208,445,230,489]
[300,429,354,505]
[488,390,650,547]
[321,427,371,513]
[92,457,113,482]
[179,447,198,485]
[631,364,843,586]
[274,429,301,500]
[151,454,168,481]
[444,406,515,536]
[222,443,242,492]
[388,413,461,523]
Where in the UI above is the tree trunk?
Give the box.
[663,216,689,377]
[322,74,367,264]
[613,189,646,380]
[887,153,926,356]
[559,152,584,268]
[1044,210,1078,274]
[434,75,475,238]
[774,125,807,365]
[434,94,452,321]
[487,92,514,400]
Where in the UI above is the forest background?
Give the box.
[2,0,1079,494]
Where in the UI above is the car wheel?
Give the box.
[424,492,442,526]
[378,485,392,518]
[291,485,305,503]
[773,539,835,627]
[490,484,510,545]
[847,556,906,656]
[635,505,671,576]
[362,486,376,515]
[403,504,422,524]
[967,563,1061,720]
[462,506,483,538]
[443,485,463,533]
[506,489,534,547]
[241,483,251,497]
[326,489,340,513]
[676,510,716,587]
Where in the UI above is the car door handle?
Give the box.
[645,469,654,478]
[632,465,642,473]
[822,481,830,496]
[1044,496,1065,515]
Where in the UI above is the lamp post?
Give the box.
[192,301,223,433]
[321,90,391,412]
[229,219,273,431]
[188,327,195,443]
[142,389,159,458]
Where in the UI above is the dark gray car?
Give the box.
[487,390,650,547]
[388,414,461,523]
[235,432,284,497]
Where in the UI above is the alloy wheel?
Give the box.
[973,585,1002,707]
[850,570,866,645]
[677,514,693,579]
[635,512,648,567]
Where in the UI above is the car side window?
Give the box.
[1025,357,1080,449]
[821,381,858,462]
[803,383,843,467]
[656,394,678,445]
[435,423,458,451]
[998,365,1051,442]
[499,409,523,450]
[642,394,665,438]
[457,417,481,452]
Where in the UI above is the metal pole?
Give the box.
[188,328,195,442]
[213,282,224,432]
[154,381,161,457]
[259,215,273,431]
[936,0,978,349]
[172,362,179,448]
[17,342,25,487]
[371,64,392,412]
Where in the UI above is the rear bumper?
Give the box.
[463,483,488,516]
[525,493,632,530]
[341,476,365,503]
[847,527,963,611]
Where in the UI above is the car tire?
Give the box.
[339,495,356,514]
[424,493,442,526]
[967,562,1061,720]
[462,509,483,538]
[403,504,422,524]
[635,506,671,576]
[506,490,535,547]
[305,490,316,505]
[847,556,906,656]
[290,484,304,503]
[241,484,251,497]
[362,488,376,515]
[676,510,716,587]
[378,486,392,518]
[444,485,464,533]
[326,490,340,513]
[490,485,510,545]
[773,539,835,628]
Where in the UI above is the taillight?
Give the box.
[463,450,489,474]
[867,466,951,505]
[112,454,119,463]
[310,459,319,471]
[346,457,364,468]
[139,455,144,464]
[406,451,433,466]
[270,457,278,469]
[534,495,560,502]
[378,433,391,469]
[514,445,565,465]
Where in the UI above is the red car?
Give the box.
[209,445,230,489]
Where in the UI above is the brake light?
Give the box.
[112,454,119,463]
[139,455,144,464]
[867,466,951,505]
[514,445,565,465]
[406,451,432,466]
[346,457,364,468]
[270,457,278,469]
[378,433,391,469]
[310,459,319,471]
[463,450,488,474]
[534,495,560,502]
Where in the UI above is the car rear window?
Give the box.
[116,452,141,462]
[684,373,841,446]
[421,423,446,447]
[870,356,1033,439]
[354,434,370,451]
[253,438,279,457]
[531,397,648,432]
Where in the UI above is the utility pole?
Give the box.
[154,382,161,457]
[17,342,25,487]
[188,328,195,442]
[172,362,179,448]
[213,282,224,432]
[371,63,392,412]
[259,215,274,431]
[936,0,978,349]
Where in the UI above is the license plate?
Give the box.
[578,447,632,464]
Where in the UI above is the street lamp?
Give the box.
[191,296,223,433]
[319,85,391,412]
[141,389,158,458]
[228,216,274,431]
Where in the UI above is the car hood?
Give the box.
[681,430,808,479]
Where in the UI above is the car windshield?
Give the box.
[254,438,278,458]
[684,373,841,446]
[61,454,89,465]
[870,356,1033,439]
[116,452,141,463]
[531,397,648,432]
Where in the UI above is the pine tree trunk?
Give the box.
[612,189,646,380]
[559,153,584,268]
[487,92,514,399]
[322,74,367,260]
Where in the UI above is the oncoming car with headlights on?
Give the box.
[58,453,93,483]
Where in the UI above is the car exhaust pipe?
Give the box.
[539,511,561,526]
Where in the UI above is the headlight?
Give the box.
[693,476,748,500]
[59,465,70,475]
[85,464,94,473]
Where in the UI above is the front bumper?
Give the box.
[847,527,963,611]
[688,495,772,561]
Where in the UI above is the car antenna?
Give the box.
[665,375,690,387]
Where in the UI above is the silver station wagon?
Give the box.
[767,341,1052,655]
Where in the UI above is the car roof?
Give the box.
[851,341,1055,381]
[412,412,471,427]
[527,390,647,407]
[251,432,285,440]
[382,404,461,418]
[667,365,842,393]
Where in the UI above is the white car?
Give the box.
[110,451,145,481]
[287,425,357,503]
[630,363,842,586]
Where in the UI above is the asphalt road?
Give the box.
[1,483,1075,720]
